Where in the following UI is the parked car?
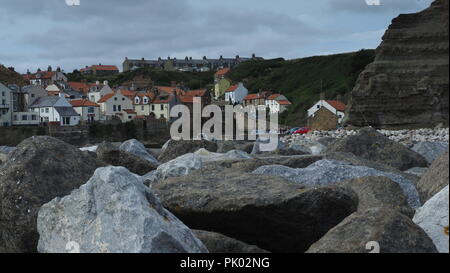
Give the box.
[293,127,311,135]
[288,127,301,135]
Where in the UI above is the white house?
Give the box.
[224,83,248,104]
[0,82,12,127]
[265,94,292,113]
[97,90,134,122]
[151,93,176,121]
[307,100,347,123]
[29,95,80,126]
[70,99,101,122]
[88,81,114,103]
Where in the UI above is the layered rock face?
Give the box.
[345,0,449,128]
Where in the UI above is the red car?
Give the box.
[293,127,311,135]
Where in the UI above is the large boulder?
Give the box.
[416,150,449,203]
[142,153,203,185]
[96,142,157,175]
[158,140,218,163]
[411,142,449,164]
[193,148,253,162]
[306,208,438,253]
[119,139,160,166]
[339,176,415,218]
[193,230,269,253]
[288,139,326,155]
[253,160,420,208]
[0,136,104,253]
[324,128,428,171]
[152,170,358,253]
[413,185,449,253]
[37,167,208,253]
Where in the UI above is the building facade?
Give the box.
[0,83,12,127]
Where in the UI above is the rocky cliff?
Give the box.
[345,0,449,128]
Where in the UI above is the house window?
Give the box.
[32,115,37,120]
[152,105,155,111]
[13,115,17,121]
[114,97,118,101]
[88,107,95,114]
[62,117,70,125]
[118,105,122,111]
[317,105,320,109]
[141,106,144,111]
[45,108,49,113]
[41,108,44,113]
[113,105,117,111]
[160,105,164,111]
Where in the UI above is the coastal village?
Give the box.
[0,55,351,131]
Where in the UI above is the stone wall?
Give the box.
[308,107,339,131]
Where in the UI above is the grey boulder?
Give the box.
[0,136,104,253]
[413,185,449,253]
[96,142,157,175]
[152,170,358,253]
[416,150,449,203]
[158,140,218,163]
[253,160,421,208]
[37,166,208,253]
[306,208,438,253]
[119,139,160,166]
[324,127,428,171]
[411,142,448,164]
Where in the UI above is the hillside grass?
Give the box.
[0,65,26,86]
[228,49,375,126]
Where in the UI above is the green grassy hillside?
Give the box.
[227,49,375,126]
[0,65,26,86]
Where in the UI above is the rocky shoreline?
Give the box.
[0,126,448,253]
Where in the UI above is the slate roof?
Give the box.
[29,96,61,108]
[55,107,79,117]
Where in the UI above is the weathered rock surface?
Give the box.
[251,137,285,154]
[142,153,203,185]
[253,160,421,208]
[96,142,157,175]
[288,139,326,155]
[193,230,269,253]
[411,141,448,164]
[413,185,449,253]
[119,139,160,165]
[158,140,218,163]
[37,167,208,253]
[416,149,449,203]
[339,176,415,218]
[216,141,254,154]
[324,128,429,171]
[405,167,428,177]
[306,208,438,253]
[193,148,253,162]
[345,0,449,128]
[0,136,104,253]
[152,171,358,253]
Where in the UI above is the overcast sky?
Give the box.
[0,0,433,74]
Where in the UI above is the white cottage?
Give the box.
[224,83,248,104]
[29,95,80,126]
[265,94,292,113]
[307,100,347,123]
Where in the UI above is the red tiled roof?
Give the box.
[225,84,239,93]
[70,99,100,107]
[277,100,292,105]
[68,82,91,94]
[267,94,282,100]
[185,89,206,97]
[153,94,173,104]
[179,95,194,103]
[326,100,346,111]
[244,94,261,100]
[120,89,137,98]
[155,86,184,95]
[98,93,115,103]
[23,71,57,80]
[215,68,230,76]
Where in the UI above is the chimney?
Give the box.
[104,80,109,85]
[220,55,223,60]
[47,65,52,72]
[141,57,145,61]
[158,57,162,61]
[189,57,193,60]
[37,68,42,72]
[185,56,189,61]
[56,67,61,72]
[236,55,240,60]
[203,56,207,60]
[252,53,256,59]
[27,69,31,75]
